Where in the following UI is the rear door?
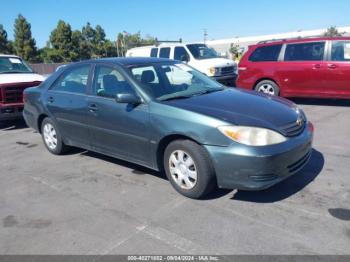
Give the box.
[45,64,91,147]
[324,40,350,97]
[278,41,327,97]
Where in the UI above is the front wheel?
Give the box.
[164,140,216,199]
[254,80,280,96]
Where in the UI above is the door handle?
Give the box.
[88,104,98,112]
[47,96,54,103]
[312,64,321,69]
[328,64,337,69]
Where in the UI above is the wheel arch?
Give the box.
[37,114,49,133]
[156,134,202,171]
[253,78,279,89]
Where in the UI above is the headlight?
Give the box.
[208,67,219,76]
[218,126,287,146]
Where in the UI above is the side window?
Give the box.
[51,65,90,94]
[249,44,282,62]
[150,48,158,57]
[174,47,189,61]
[93,65,135,98]
[284,42,325,61]
[331,41,350,61]
[159,47,171,58]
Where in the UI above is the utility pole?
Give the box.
[203,28,207,44]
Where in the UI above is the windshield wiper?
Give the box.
[0,71,29,74]
[159,95,193,101]
[190,88,224,96]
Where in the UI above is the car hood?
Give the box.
[0,73,45,84]
[162,89,301,131]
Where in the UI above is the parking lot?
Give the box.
[0,98,349,255]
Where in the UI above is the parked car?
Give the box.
[0,54,45,120]
[23,58,313,198]
[126,43,237,86]
[236,37,350,99]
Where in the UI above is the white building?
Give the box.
[206,26,350,55]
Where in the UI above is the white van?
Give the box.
[126,43,237,86]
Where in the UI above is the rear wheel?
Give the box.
[164,140,215,199]
[254,80,280,96]
[41,118,68,155]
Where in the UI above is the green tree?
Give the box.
[13,14,38,62]
[229,43,242,61]
[49,20,73,62]
[324,26,344,37]
[0,24,14,54]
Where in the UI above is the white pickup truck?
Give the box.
[0,54,44,120]
[126,43,237,86]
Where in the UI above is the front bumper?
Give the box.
[212,74,237,87]
[205,124,313,190]
[0,104,24,121]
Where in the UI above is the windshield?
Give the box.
[0,57,33,74]
[129,62,224,101]
[186,44,219,60]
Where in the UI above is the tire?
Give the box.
[164,139,216,199]
[254,80,280,96]
[41,117,68,155]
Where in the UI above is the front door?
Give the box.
[325,40,350,97]
[45,64,91,147]
[86,64,151,164]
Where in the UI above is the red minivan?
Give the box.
[236,37,350,99]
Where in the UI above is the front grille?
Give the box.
[4,86,24,103]
[287,150,312,173]
[0,82,40,104]
[280,119,305,137]
[220,66,235,75]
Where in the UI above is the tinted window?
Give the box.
[186,44,218,59]
[0,57,32,73]
[285,42,325,61]
[159,47,171,58]
[174,47,189,61]
[249,44,282,62]
[331,41,350,61]
[93,65,135,98]
[51,65,90,94]
[150,48,158,57]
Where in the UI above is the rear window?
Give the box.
[249,44,282,62]
[159,47,171,58]
[150,48,158,57]
[284,42,325,61]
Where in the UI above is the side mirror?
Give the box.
[115,93,141,105]
[180,55,189,63]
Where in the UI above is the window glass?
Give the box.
[159,47,171,58]
[51,65,90,94]
[284,42,325,61]
[331,41,350,61]
[186,44,219,59]
[0,57,33,73]
[150,48,158,57]
[174,47,189,61]
[129,63,223,100]
[93,65,135,98]
[249,44,282,62]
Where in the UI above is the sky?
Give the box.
[1,0,350,48]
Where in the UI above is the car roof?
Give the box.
[251,36,350,47]
[67,57,175,67]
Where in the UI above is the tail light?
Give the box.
[308,122,314,133]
